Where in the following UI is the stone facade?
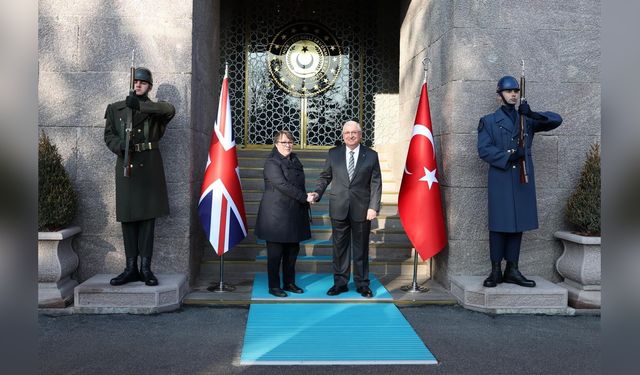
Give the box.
[397,0,601,286]
[38,0,600,288]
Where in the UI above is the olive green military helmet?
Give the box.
[134,67,153,85]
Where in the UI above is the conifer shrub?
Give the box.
[565,143,600,236]
[38,132,77,231]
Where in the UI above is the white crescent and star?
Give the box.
[404,123,439,190]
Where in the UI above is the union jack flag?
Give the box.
[198,68,248,256]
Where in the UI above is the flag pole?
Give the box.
[401,248,429,293]
[208,253,236,292]
[401,56,432,294]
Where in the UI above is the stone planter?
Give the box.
[38,226,81,308]
[554,230,601,308]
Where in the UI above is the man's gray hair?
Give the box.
[342,120,362,132]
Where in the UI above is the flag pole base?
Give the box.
[401,248,430,293]
[400,283,429,293]
[207,282,236,293]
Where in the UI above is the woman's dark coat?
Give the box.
[254,148,311,243]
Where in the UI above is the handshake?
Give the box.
[306,192,319,204]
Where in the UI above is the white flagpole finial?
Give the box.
[224,62,229,78]
[421,57,430,84]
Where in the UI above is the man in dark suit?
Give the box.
[309,121,382,298]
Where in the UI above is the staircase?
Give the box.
[186,147,436,303]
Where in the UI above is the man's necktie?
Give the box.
[348,151,355,181]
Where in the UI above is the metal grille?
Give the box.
[220,0,396,147]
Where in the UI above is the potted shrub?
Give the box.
[554,143,600,308]
[38,132,81,307]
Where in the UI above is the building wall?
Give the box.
[398,0,601,286]
[38,0,197,281]
[38,0,600,287]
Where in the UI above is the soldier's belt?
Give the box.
[133,142,159,152]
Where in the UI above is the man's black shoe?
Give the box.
[283,284,304,294]
[110,257,141,286]
[483,261,503,288]
[326,285,348,296]
[356,286,373,298]
[503,261,536,288]
[140,256,159,286]
[269,288,288,298]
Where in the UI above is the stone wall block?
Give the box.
[533,82,600,137]
[533,188,573,240]
[440,134,486,187]
[78,17,192,73]
[155,182,191,238]
[159,129,191,184]
[448,28,563,83]
[443,187,488,241]
[531,135,559,188]
[39,16,79,72]
[443,81,497,134]
[558,30,600,82]
[39,72,128,128]
[453,0,600,31]
[74,180,119,237]
[73,235,122,281]
[76,127,114,184]
[39,0,192,18]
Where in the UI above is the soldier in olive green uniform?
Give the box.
[104,67,175,286]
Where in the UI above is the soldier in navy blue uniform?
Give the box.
[477,76,562,288]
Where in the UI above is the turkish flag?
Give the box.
[398,83,447,260]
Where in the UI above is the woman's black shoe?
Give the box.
[269,288,288,297]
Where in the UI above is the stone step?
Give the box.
[239,199,400,216]
[449,276,570,315]
[73,274,188,314]
[202,241,414,261]
[237,149,392,170]
[238,176,397,193]
[243,212,404,229]
[198,257,429,278]
[238,167,398,190]
[231,227,409,243]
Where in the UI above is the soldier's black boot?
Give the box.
[503,261,536,287]
[483,262,503,287]
[140,256,159,286]
[110,257,141,286]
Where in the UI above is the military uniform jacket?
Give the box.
[104,98,175,222]
[314,145,382,222]
[254,148,311,243]
[477,106,562,232]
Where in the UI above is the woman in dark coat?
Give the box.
[254,130,311,297]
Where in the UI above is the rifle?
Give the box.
[518,60,529,184]
[123,50,135,177]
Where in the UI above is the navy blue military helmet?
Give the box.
[134,67,153,85]
[496,75,519,93]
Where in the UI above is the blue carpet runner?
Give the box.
[241,273,437,365]
[251,272,392,301]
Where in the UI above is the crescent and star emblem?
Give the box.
[404,124,439,190]
[267,22,343,97]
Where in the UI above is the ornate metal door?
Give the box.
[220,0,393,148]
